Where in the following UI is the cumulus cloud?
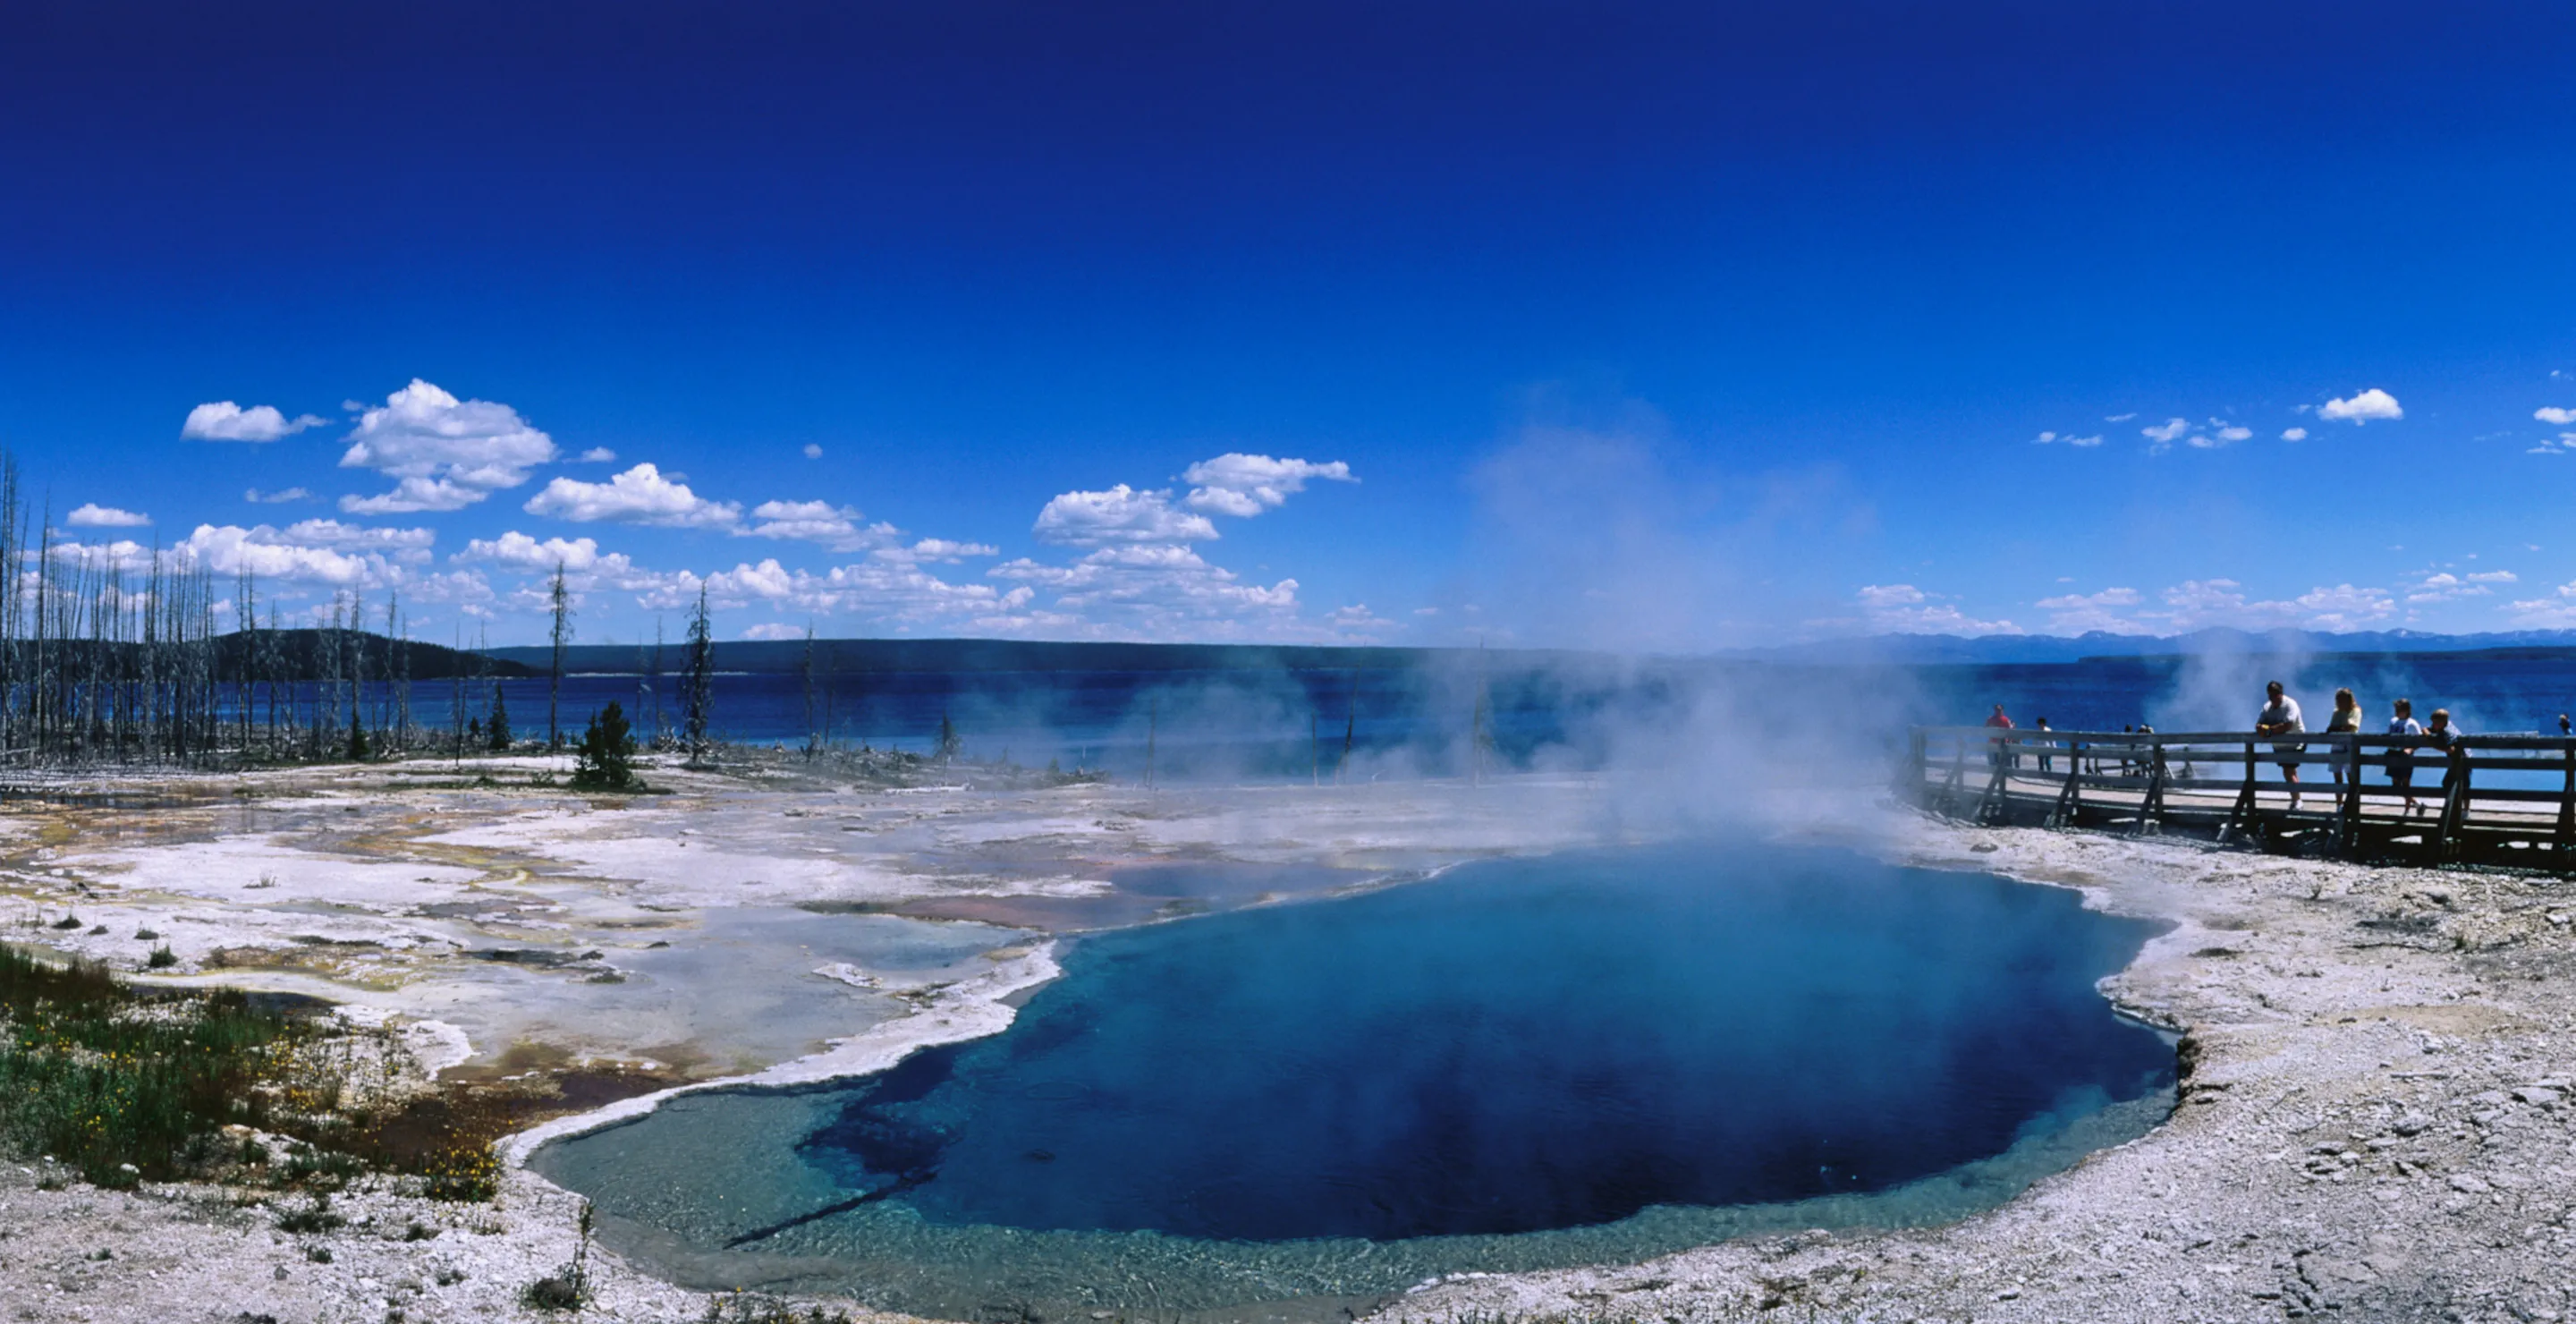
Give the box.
[455,531,633,577]
[2532,433,2576,456]
[244,487,313,505]
[173,524,382,588]
[2283,427,2309,441]
[2104,412,2138,423]
[2292,583,2396,630]
[182,401,326,442]
[2536,407,2576,426]
[741,622,808,641]
[66,504,149,528]
[1032,484,1219,547]
[2141,418,2190,444]
[742,499,872,550]
[2319,387,2402,423]
[887,538,998,564]
[337,379,559,512]
[802,443,823,459]
[2035,586,2149,634]
[2031,431,2104,447]
[1852,583,2019,635]
[522,463,741,529]
[1179,454,1355,517]
[576,446,617,463]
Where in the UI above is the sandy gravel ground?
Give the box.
[2,755,2571,1321]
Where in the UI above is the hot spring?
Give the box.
[531,844,2176,1320]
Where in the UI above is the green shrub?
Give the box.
[147,945,177,969]
[570,701,639,791]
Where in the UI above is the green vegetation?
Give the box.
[0,943,507,1199]
[0,944,300,1187]
[570,701,640,791]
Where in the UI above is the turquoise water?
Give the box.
[533,844,2174,1319]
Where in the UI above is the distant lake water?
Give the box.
[368,650,2576,783]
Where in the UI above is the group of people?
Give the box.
[2253,681,2458,814]
[1980,683,2511,817]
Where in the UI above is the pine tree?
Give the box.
[488,687,513,751]
[680,585,715,766]
[936,709,962,761]
[570,700,637,790]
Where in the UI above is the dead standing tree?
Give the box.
[547,563,572,751]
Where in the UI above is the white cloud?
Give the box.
[174,524,381,588]
[2034,587,2148,634]
[275,519,436,559]
[2318,387,2402,423]
[2065,434,2104,448]
[2282,427,2309,441]
[988,544,1301,628]
[1180,454,1355,517]
[576,446,617,463]
[522,462,741,529]
[802,443,823,460]
[1853,583,2018,635]
[2293,583,2396,630]
[2032,431,2104,447]
[874,537,998,565]
[455,531,632,577]
[2104,412,2138,422]
[2405,572,2492,604]
[2536,407,2576,426]
[2508,581,2576,627]
[66,504,149,528]
[337,379,559,512]
[2140,418,2190,444]
[741,622,808,641]
[2468,570,2517,583]
[182,401,325,442]
[742,498,871,550]
[244,487,312,505]
[2533,433,2576,456]
[1032,484,1219,547]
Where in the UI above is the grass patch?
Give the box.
[0,943,513,1198]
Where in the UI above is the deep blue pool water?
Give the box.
[534,844,2175,1318]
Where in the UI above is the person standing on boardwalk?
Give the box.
[2326,688,2362,790]
[2257,681,2308,811]
[2425,708,2467,801]
[2386,698,2426,816]
[2033,717,2054,773]
[1983,703,2016,772]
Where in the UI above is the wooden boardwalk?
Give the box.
[1902,725,2576,869]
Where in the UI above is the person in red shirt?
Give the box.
[1984,704,2015,772]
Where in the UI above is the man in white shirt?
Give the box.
[2257,680,2308,811]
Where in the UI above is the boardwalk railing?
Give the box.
[1902,726,2576,868]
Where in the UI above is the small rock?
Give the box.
[2392,1113,2432,1136]
[1970,842,2000,853]
[1996,1286,2022,1300]
[2512,1086,2561,1106]
[2449,1173,2491,1194]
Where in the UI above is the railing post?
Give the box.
[2134,734,2165,836]
[2339,733,2363,853]
[1908,727,1928,808]
[2430,742,2470,864]
[2217,738,2258,845]
[2556,742,2574,860]
[2047,734,2082,829]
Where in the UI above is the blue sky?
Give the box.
[7,1,2576,649]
